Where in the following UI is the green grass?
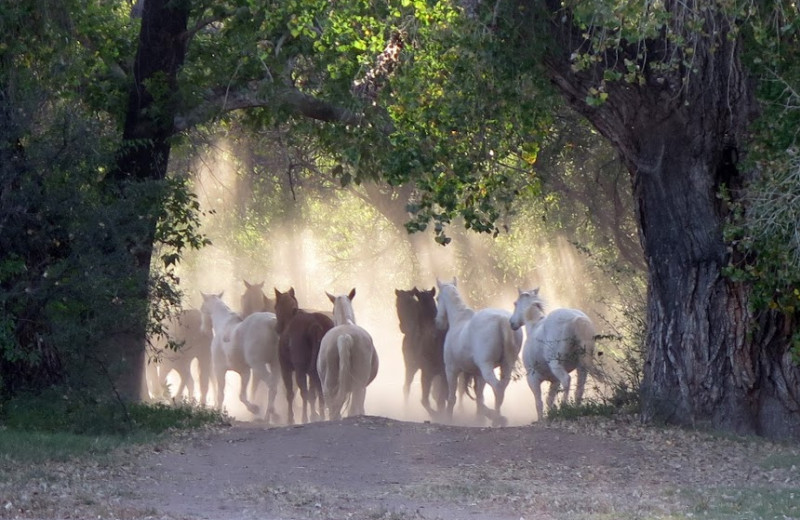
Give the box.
[0,392,227,463]
[545,399,618,420]
[0,429,126,463]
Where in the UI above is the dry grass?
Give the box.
[1,416,798,520]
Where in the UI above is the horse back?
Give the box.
[533,308,596,372]
[281,311,334,369]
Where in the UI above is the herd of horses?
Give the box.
[145,278,604,426]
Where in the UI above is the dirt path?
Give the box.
[3,415,799,520]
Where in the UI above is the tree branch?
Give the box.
[174,83,366,132]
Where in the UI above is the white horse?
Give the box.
[145,309,212,405]
[317,289,379,420]
[435,278,523,426]
[510,288,601,420]
[200,292,282,422]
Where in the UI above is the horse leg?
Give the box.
[478,364,506,425]
[237,368,260,415]
[401,339,417,404]
[550,362,572,408]
[250,363,273,421]
[212,353,228,410]
[310,370,324,421]
[420,369,435,415]
[445,366,459,420]
[575,366,588,405]
[527,370,545,421]
[350,386,367,417]
[296,372,311,424]
[264,362,280,423]
[280,360,296,425]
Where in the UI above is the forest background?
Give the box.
[1,0,798,440]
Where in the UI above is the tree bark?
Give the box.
[103,0,190,401]
[534,2,800,438]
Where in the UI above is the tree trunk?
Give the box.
[103,0,190,401]
[536,3,800,439]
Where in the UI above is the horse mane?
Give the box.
[523,290,546,323]
[440,282,472,315]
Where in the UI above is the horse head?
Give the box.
[274,287,299,333]
[199,291,224,334]
[434,278,459,330]
[395,288,418,333]
[326,288,357,326]
[510,288,544,331]
[414,287,438,325]
[241,280,274,317]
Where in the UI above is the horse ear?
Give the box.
[518,287,523,296]
[274,288,282,298]
[256,281,264,289]
[244,279,252,288]
[394,289,400,296]
[217,291,224,298]
[326,291,336,304]
[453,276,458,286]
[431,286,436,296]
[289,287,295,297]
[533,287,540,295]
[348,288,356,301]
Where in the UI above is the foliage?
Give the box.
[723,4,800,360]
[0,3,208,399]
[1,389,227,436]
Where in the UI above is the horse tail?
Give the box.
[574,316,605,382]
[336,334,353,409]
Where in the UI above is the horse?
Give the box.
[435,278,523,426]
[146,309,212,405]
[395,287,447,416]
[317,289,379,420]
[509,288,601,420]
[274,287,334,424]
[200,292,282,421]
[240,279,275,317]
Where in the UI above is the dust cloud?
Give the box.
[153,137,626,427]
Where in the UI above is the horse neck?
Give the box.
[333,302,355,327]
[441,288,472,326]
[210,300,240,333]
[525,301,546,327]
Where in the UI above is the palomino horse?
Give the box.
[395,287,447,416]
[240,280,275,317]
[274,287,334,424]
[317,289,379,420]
[510,288,601,420]
[146,309,212,404]
[200,292,282,421]
[435,278,523,426]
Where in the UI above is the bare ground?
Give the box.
[2,414,799,520]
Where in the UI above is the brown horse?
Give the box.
[240,280,275,317]
[274,287,334,424]
[395,287,448,416]
[146,309,212,405]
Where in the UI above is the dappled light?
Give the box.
[149,136,639,427]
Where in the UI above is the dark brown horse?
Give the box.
[274,287,334,424]
[395,287,447,416]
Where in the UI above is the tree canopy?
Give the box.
[2,0,799,438]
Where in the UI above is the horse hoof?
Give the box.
[493,416,508,427]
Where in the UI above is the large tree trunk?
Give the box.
[104,0,190,401]
[536,2,800,439]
